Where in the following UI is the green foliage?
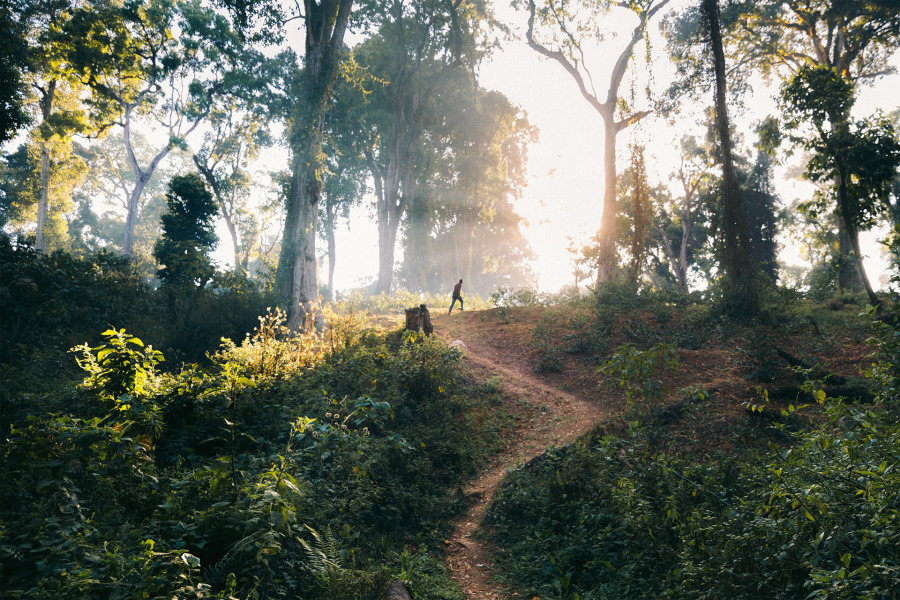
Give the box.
[0,7,29,144]
[487,301,900,600]
[0,239,284,379]
[0,237,162,365]
[1,301,511,599]
[769,64,900,303]
[153,173,219,288]
[491,286,545,308]
[72,328,163,403]
[780,66,900,232]
[298,526,391,600]
[600,343,679,418]
[215,306,333,379]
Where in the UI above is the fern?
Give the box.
[299,525,342,574]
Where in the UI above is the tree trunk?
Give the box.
[373,113,418,294]
[845,221,878,306]
[36,80,56,252]
[595,111,618,284]
[404,181,429,292]
[195,156,243,271]
[678,195,693,288]
[376,214,400,294]
[462,195,475,284]
[324,201,337,296]
[279,136,324,330]
[835,210,859,293]
[37,142,50,252]
[703,0,756,315]
[404,194,424,292]
[241,229,256,272]
[225,211,241,271]
[276,0,353,330]
[123,107,171,256]
[655,225,687,288]
[836,168,879,306]
[523,0,669,286]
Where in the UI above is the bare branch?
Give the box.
[524,0,606,113]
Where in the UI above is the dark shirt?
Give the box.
[452,282,462,298]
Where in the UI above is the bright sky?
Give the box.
[253,2,900,294]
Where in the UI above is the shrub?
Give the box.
[1,315,512,599]
[491,286,545,308]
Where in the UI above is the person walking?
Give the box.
[449,279,464,314]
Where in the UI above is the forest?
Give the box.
[2,0,900,599]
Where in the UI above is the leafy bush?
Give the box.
[1,312,508,599]
[0,237,163,366]
[491,286,545,308]
[600,343,679,419]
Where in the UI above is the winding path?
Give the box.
[434,311,610,599]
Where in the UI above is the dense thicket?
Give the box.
[0,244,510,599]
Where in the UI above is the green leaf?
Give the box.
[282,479,301,494]
[181,553,201,568]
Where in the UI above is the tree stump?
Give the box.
[387,580,412,600]
[404,304,433,336]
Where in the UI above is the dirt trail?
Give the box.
[434,311,609,599]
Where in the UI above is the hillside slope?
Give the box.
[430,303,873,599]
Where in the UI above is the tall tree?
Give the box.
[192,49,288,273]
[720,0,900,290]
[521,0,673,284]
[702,0,756,314]
[63,0,254,256]
[353,0,489,294]
[652,135,715,289]
[266,0,355,329]
[193,104,272,273]
[318,100,368,297]
[438,83,533,282]
[0,130,87,250]
[627,144,650,282]
[720,0,900,82]
[69,131,191,269]
[770,65,900,306]
[402,84,535,295]
[16,0,92,252]
[743,150,779,280]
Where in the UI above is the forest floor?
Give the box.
[428,304,873,599]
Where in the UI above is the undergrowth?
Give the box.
[486,284,900,599]
[0,269,510,598]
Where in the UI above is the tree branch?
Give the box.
[524,0,606,113]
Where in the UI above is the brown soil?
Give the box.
[434,307,616,599]
[429,305,873,599]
